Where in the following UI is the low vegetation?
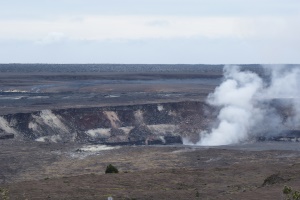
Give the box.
[0,188,9,200]
[105,164,119,174]
[283,185,300,200]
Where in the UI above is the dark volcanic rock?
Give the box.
[0,133,14,140]
[128,124,153,142]
[110,128,125,136]
[164,135,183,144]
[0,101,214,145]
[262,173,286,186]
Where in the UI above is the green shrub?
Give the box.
[283,185,292,195]
[105,164,119,174]
[0,188,9,200]
[283,185,300,200]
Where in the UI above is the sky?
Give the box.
[0,0,299,64]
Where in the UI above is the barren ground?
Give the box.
[1,141,300,199]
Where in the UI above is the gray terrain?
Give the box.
[0,64,299,199]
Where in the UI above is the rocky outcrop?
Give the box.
[0,100,298,145]
[0,133,14,139]
[0,101,214,145]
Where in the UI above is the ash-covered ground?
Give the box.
[2,140,300,199]
[0,64,300,200]
[0,64,224,115]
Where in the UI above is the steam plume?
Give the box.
[197,65,300,146]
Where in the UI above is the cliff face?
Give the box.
[0,101,215,145]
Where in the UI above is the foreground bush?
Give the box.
[283,185,300,200]
[105,164,119,174]
[0,188,9,200]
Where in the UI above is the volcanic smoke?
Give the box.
[196,65,300,146]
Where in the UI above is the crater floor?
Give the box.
[1,140,300,199]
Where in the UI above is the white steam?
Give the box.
[197,65,300,146]
[265,66,300,128]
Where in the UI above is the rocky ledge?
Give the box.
[0,101,214,145]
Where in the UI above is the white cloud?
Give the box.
[1,0,300,18]
[0,15,298,42]
[0,0,299,63]
[35,32,67,45]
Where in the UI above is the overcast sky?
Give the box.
[0,0,299,64]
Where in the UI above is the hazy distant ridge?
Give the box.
[0,64,267,73]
